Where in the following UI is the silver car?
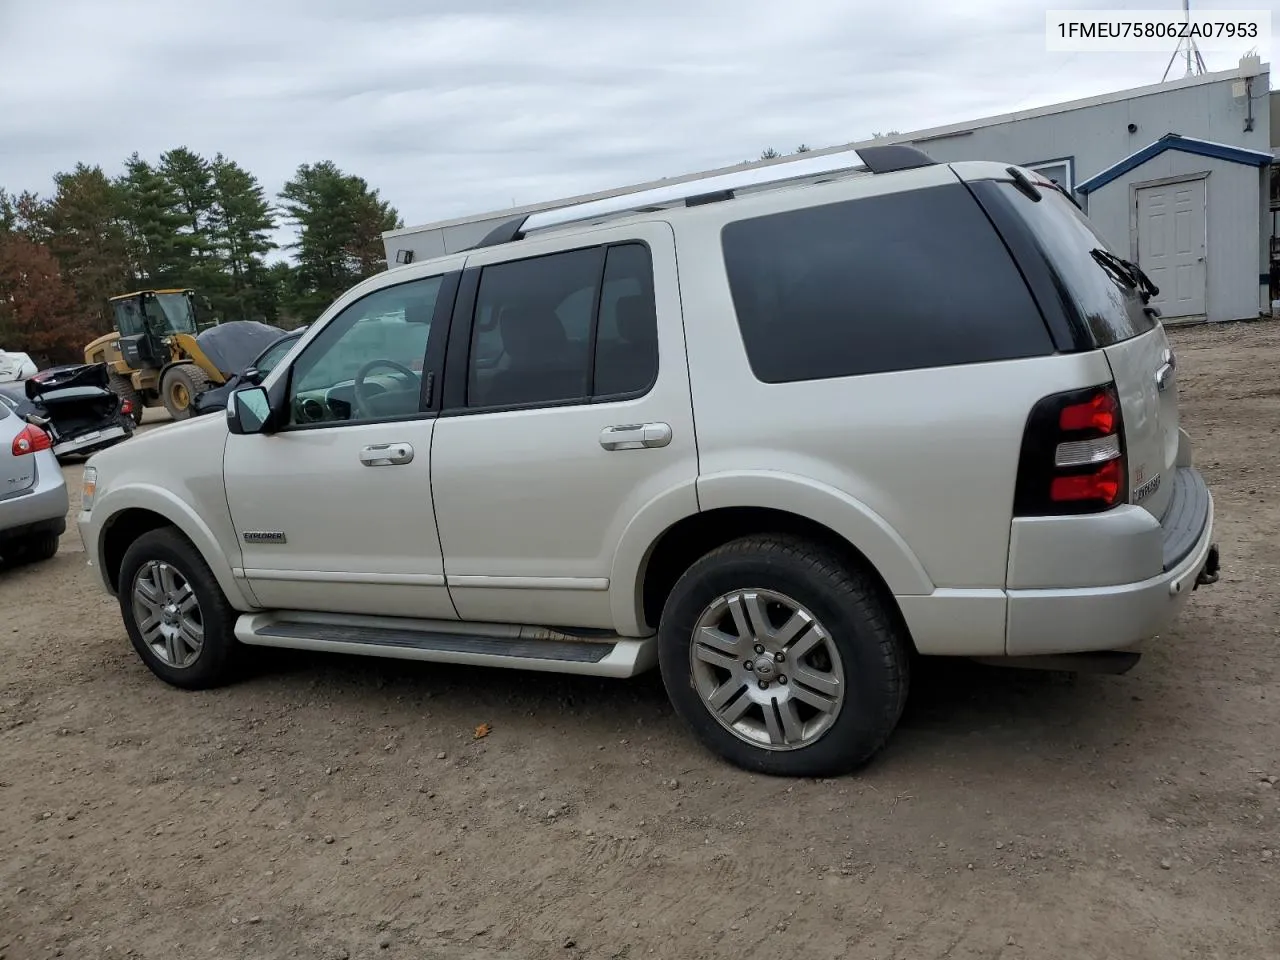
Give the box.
[0,397,68,564]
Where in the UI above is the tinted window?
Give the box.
[468,248,601,408]
[997,184,1157,347]
[466,244,659,408]
[720,183,1054,384]
[593,244,658,397]
[288,276,442,425]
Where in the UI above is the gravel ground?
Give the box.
[1,323,1278,960]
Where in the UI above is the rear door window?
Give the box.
[465,242,659,408]
[720,182,1054,384]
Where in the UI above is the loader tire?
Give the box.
[161,364,211,421]
[107,372,144,425]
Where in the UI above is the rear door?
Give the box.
[1100,324,1179,519]
[429,221,698,629]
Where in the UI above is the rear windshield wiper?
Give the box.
[1090,248,1160,303]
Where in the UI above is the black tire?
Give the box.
[160,364,211,421]
[4,530,60,565]
[657,534,910,778]
[107,372,144,425]
[118,527,240,690]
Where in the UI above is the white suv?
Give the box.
[78,147,1219,777]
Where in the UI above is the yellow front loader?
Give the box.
[83,289,227,422]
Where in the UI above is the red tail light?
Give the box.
[1014,382,1127,516]
[1058,390,1117,433]
[120,399,134,416]
[11,424,53,457]
[1050,458,1124,504]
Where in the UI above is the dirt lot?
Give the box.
[2,323,1278,960]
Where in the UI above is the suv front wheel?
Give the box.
[118,528,240,689]
[658,535,910,777]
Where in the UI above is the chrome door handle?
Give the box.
[359,442,414,466]
[599,422,672,451]
[1155,363,1174,392]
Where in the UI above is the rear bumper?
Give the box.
[52,423,129,458]
[0,460,68,542]
[1005,467,1215,656]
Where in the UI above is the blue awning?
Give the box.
[1076,134,1274,195]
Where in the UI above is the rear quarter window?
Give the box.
[720,182,1054,384]
[989,184,1157,348]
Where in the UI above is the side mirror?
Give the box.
[226,386,274,435]
[243,367,264,385]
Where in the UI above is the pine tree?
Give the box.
[278,161,400,317]
[117,153,189,286]
[41,164,133,332]
[207,154,276,321]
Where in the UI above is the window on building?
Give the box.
[1025,158,1074,193]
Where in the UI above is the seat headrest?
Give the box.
[499,306,568,360]
[614,295,656,344]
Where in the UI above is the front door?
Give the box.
[1136,178,1207,320]
[223,270,459,620]
[430,222,698,629]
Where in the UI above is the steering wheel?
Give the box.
[352,359,419,419]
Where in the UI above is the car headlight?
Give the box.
[81,466,97,512]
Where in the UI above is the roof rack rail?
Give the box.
[464,144,937,249]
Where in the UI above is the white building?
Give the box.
[384,57,1278,324]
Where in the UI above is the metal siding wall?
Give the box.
[911,74,1270,193]
[1089,154,1262,323]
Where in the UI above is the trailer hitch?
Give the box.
[1194,543,1220,588]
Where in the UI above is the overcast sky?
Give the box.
[0,0,1269,238]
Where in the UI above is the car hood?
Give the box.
[90,406,227,470]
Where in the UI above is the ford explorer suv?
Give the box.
[77,146,1219,777]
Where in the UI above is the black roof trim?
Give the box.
[857,144,936,174]
[472,215,528,249]
[685,189,735,207]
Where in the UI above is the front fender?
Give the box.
[89,483,258,610]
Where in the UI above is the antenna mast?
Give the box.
[1162,0,1208,81]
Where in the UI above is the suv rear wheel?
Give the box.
[118,528,240,689]
[658,535,909,777]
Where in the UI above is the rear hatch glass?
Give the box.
[996,182,1178,520]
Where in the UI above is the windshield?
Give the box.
[997,184,1157,347]
[147,293,198,334]
[256,336,297,376]
[115,292,198,337]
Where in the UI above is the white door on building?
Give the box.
[1136,178,1207,320]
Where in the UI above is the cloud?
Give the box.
[0,0,1267,242]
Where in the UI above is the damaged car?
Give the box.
[0,362,135,462]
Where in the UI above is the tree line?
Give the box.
[2,138,862,367]
[0,148,401,365]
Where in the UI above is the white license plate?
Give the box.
[53,425,125,455]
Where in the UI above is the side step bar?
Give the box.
[235,612,658,678]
